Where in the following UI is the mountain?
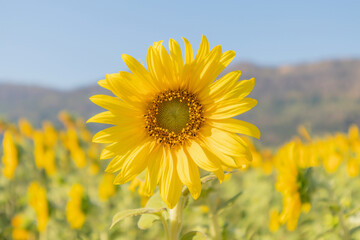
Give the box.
[1,59,359,146]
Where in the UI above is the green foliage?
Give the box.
[138,192,168,230]
[111,208,166,229]
[180,231,208,240]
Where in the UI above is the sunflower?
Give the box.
[66,184,86,229]
[88,35,260,208]
[274,141,312,231]
[28,182,49,232]
[2,131,18,179]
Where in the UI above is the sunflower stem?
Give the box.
[208,192,221,240]
[160,214,170,240]
[168,196,186,240]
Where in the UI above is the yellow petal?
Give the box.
[144,146,164,196]
[201,142,239,169]
[92,124,144,143]
[86,111,117,125]
[98,79,111,90]
[219,78,255,102]
[160,149,182,209]
[113,142,151,184]
[122,54,157,91]
[199,70,241,103]
[147,46,166,88]
[194,35,210,64]
[209,118,260,139]
[100,147,115,160]
[176,147,201,199]
[105,154,128,173]
[185,140,222,172]
[169,38,183,76]
[105,72,144,105]
[200,126,251,158]
[182,37,193,65]
[89,95,137,115]
[192,45,223,92]
[207,98,257,119]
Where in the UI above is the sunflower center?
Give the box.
[144,90,204,147]
[157,99,190,133]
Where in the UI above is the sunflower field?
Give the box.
[1,36,360,240]
[1,112,360,240]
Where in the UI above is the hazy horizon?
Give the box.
[1,1,359,89]
[0,57,359,91]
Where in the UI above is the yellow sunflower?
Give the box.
[88,35,260,208]
[2,131,18,179]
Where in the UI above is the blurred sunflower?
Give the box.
[273,141,312,231]
[2,131,18,179]
[66,184,86,229]
[28,182,49,232]
[88,36,259,208]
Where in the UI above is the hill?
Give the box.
[1,59,359,146]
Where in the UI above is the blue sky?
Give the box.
[0,0,359,89]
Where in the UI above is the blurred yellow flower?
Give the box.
[274,142,313,231]
[11,214,34,240]
[324,152,342,173]
[269,209,280,232]
[66,184,86,229]
[32,131,57,176]
[33,131,45,169]
[28,182,49,232]
[349,124,359,143]
[89,162,100,175]
[88,36,259,208]
[297,125,312,142]
[2,131,18,179]
[200,205,209,213]
[58,111,75,129]
[62,129,86,168]
[18,118,34,138]
[87,143,100,160]
[347,158,359,177]
[42,121,58,147]
[99,174,116,201]
[261,149,274,174]
[43,148,56,176]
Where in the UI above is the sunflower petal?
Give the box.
[144,146,164,196]
[176,147,201,199]
[220,78,256,102]
[122,54,157,91]
[209,118,260,139]
[86,111,117,125]
[182,37,193,65]
[159,149,182,209]
[200,126,251,158]
[113,142,151,184]
[169,38,183,75]
[207,98,257,119]
[185,141,222,172]
[194,35,210,64]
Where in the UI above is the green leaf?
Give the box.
[350,225,360,235]
[180,231,208,240]
[110,208,165,229]
[138,192,168,230]
[216,191,243,215]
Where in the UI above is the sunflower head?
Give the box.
[88,35,260,208]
